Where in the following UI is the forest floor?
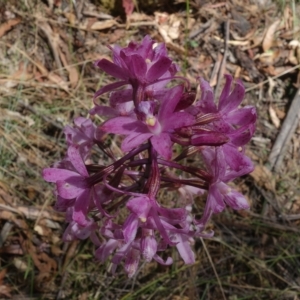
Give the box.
[0,0,300,299]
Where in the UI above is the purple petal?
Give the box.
[95,59,128,80]
[153,254,173,265]
[114,101,134,116]
[101,117,146,135]
[56,180,85,199]
[123,214,139,243]
[151,133,172,160]
[225,106,257,127]
[73,117,86,127]
[218,182,250,210]
[62,222,76,242]
[54,196,75,212]
[93,187,112,218]
[149,207,176,246]
[229,126,254,146]
[95,239,119,262]
[68,145,88,177]
[222,144,252,173]
[175,234,195,264]
[78,118,95,139]
[111,242,131,265]
[121,132,153,152]
[126,196,151,219]
[153,42,168,60]
[218,74,233,109]
[196,78,217,113]
[121,52,147,80]
[131,55,147,79]
[158,85,183,121]
[141,235,157,262]
[220,79,245,113]
[73,188,91,226]
[111,44,124,67]
[208,184,226,213]
[109,88,133,106]
[163,112,195,131]
[175,91,196,111]
[43,168,79,183]
[157,206,187,223]
[89,105,118,118]
[214,146,227,179]
[194,202,214,231]
[75,222,94,240]
[125,249,140,278]
[146,56,172,82]
[148,88,170,102]
[94,80,128,99]
[139,35,154,59]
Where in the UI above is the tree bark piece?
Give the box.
[268,88,300,170]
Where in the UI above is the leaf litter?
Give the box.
[0,0,300,299]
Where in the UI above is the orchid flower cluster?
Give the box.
[43,36,256,277]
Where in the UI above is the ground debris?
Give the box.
[0,0,300,298]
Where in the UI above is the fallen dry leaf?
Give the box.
[273,106,285,119]
[128,12,152,22]
[34,59,69,92]
[48,72,69,91]
[27,242,57,273]
[58,47,79,88]
[80,19,117,31]
[250,165,276,191]
[13,258,28,272]
[64,12,76,26]
[0,18,21,38]
[90,19,117,30]
[34,223,53,236]
[262,20,281,52]
[155,12,181,43]
[269,105,280,128]
[288,40,300,65]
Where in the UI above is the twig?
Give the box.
[18,100,63,130]
[279,214,300,221]
[215,20,230,99]
[189,19,214,39]
[200,238,227,300]
[268,87,300,170]
[245,63,300,92]
[82,10,113,20]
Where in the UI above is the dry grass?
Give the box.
[0,0,300,299]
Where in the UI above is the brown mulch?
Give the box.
[0,0,300,299]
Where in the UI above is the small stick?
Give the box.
[268,87,300,170]
[215,20,230,99]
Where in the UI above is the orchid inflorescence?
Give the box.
[43,36,256,278]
